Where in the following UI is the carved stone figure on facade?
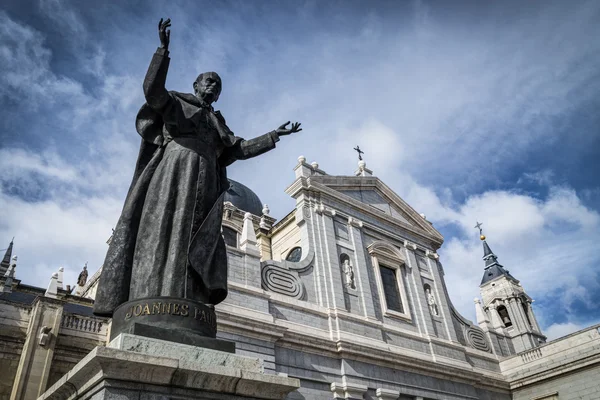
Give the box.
[93,18,302,331]
[38,326,52,347]
[77,264,88,287]
[343,259,355,289]
[426,286,439,316]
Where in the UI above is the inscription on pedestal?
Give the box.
[111,297,217,341]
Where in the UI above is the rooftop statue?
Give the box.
[93,19,301,340]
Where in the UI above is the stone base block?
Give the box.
[124,322,235,352]
[38,334,299,400]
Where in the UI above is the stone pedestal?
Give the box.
[38,334,300,400]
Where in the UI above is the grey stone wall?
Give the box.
[511,365,600,400]
[0,302,29,400]
[218,331,277,373]
[0,336,23,400]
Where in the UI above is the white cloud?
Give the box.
[544,321,600,342]
[0,190,120,291]
[0,148,79,182]
[437,182,600,333]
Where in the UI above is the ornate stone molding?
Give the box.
[376,388,400,400]
[426,249,439,259]
[330,381,368,399]
[466,326,492,353]
[403,240,417,251]
[347,217,363,228]
[261,251,314,300]
[314,204,336,217]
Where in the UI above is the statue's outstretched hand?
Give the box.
[158,18,171,50]
[276,121,302,136]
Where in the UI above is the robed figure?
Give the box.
[93,19,301,317]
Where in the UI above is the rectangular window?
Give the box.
[222,227,238,248]
[379,265,404,313]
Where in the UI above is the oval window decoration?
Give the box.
[285,247,302,263]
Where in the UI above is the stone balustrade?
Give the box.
[60,313,108,337]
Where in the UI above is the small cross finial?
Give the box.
[353,145,364,161]
[474,221,485,240]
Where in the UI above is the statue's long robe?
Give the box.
[93,48,279,317]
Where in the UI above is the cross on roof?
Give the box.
[353,145,364,161]
[474,221,483,235]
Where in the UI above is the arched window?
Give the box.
[285,247,302,262]
[497,305,512,328]
[222,226,238,248]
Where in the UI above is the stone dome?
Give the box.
[224,179,263,216]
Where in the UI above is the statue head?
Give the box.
[193,72,222,104]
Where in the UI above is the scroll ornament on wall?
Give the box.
[261,250,314,300]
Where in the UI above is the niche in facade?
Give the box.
[423,283,439,316]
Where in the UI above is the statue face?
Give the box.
[194,72,222,104]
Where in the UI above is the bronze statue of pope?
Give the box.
[94,18,301,317]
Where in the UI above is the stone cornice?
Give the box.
[215,302,509,391]
[334,338,509,392]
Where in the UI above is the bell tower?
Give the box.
[475,223,546,353]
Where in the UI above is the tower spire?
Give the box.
[0,238,14,277]
[475,223,515,285]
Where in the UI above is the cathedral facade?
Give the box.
[1,157,599,400]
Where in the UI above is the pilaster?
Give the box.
[11,296,64,400]
[403,244,433,338]
[256,231,272,261]
[506,297,527,334]
[347,217,376,319]
[315,205,345,312]
[295,193,326,307]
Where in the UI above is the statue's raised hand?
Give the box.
[276,121,302,136]
[158,18,171,50]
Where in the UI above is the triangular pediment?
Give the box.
[307,176,444,244]
[338,189,412,224]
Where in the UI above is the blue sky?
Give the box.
[1,0,599,340]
